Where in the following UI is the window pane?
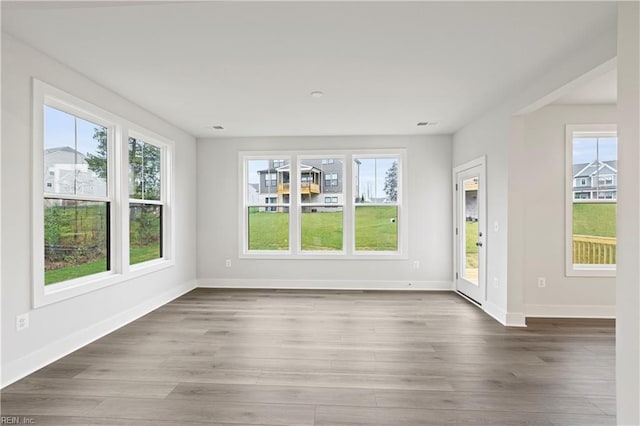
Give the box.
[572,135,617,265]
[247,159,291,204]
[44,199,109,285]
[248,206,289,250]
[353,157,397,203]
[129,138,161,201]
[463,177,479,284]
[354,206,398,251]
[301,206,343,251]
[130,203,162,264]
[300,158,343,204]
[44,106,108,197]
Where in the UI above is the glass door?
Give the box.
[455,163,485,304]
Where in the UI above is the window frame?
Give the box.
[565,124,617,277]
[32,79,175,308]
[297,154,346,255]
[239,149,407,259]
[352,153,403,256]
[127,130,173,270]
[242,154,293,255]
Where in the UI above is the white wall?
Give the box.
[197,135,452,289]
[453,104,512,323]
[615,2,640,423]
[520,105,616,317]
[453,26,617,326]
[1,34,198,386]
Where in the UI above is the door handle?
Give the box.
[476,242,483,247]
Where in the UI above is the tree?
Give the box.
[86,128,108,179]
[128,137,161,200]
[86,131,161,200]
[384,160,398,201]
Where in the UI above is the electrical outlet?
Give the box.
[413,261,420,269]
[537,277,546,288]
[493,277,499,288]
[225,259,232,268]
[16,313,29,331]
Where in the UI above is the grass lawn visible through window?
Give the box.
[248,208,289,250]
[573,203,616,265]
[354,206,398,251]
[465,220,478,270]
[573,203,616,238]
[45,258,107,285]
[248,206,398,252]
[301,210,343,251]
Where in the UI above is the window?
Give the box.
[42,105,112,286]
[273,159,285,168]
[33,80,174,307]
[353,156,399,252]
[324,173,338,186]
[566,124,617,277]
[129,137,164,265]
[241,150,405,258]
[244,158,291,251]
[263,173,277,187]
[300,157,344,252]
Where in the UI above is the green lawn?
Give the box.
[354,206,398,251]
[131,243,161,265]
[465,220,479,269]
[573,203,616,237]
[248,209,289,250]
[302,210,343,250]
[247,206,398,251]
[45,244,161,286]
[45,257,107,285]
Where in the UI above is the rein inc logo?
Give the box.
[1,418,34,424]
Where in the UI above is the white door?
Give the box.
[454,161,486,304]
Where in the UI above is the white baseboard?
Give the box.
[483,300,507,325]
[197,278,454,291]
[506,311,527,327]
[482,300,526,327]
[1,280,196,388]
[525,304,615,318]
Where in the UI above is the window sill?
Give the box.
[34,259,174,308]
[239,253,408,261]
[566,265,616,278]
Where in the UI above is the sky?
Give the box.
[44,105,104,158]
[356,157,395,199]
[573,137,617,165]
[246,157,396,199]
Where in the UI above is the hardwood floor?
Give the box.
[1,289,616,425]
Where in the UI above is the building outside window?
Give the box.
[566,124,617,276]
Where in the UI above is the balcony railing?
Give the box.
[573,235,616,264]
[278,182,320,194]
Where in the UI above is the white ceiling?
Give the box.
[2,1,617,138]
[553,68,617,105]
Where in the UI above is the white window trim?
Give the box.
[351,152,405,257]
[127,129,175,272]
[565,124,617,277]
[241,154,293,255]
[32,79,175,308]
[298,154,346,255]
[239,149,407,260]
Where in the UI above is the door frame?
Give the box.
[452,156,487,305]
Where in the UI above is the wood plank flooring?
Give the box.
[1,289,616,425]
